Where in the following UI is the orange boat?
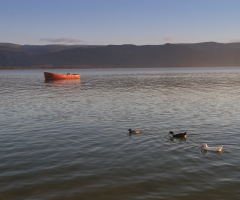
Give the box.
[44,71,81,80]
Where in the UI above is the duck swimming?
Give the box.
[169,131,187,138]
[128,129,141,134]
[201,143,223,152]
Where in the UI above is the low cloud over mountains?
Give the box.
[39,37,82,44]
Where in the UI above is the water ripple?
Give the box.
[1,68,240,199]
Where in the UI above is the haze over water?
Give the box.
[0,67,240,200]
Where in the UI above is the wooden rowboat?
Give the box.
[44,72,80,80]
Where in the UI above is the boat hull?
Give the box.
[44,72,80,80]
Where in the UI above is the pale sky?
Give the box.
[1,0,240,45]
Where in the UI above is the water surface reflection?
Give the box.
[0,68,240,200]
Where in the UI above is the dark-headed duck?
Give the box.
[169,131,187,138]
[128,129,141,134]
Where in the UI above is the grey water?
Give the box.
[0,67,240,200]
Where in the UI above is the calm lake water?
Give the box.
[0,67,240,200]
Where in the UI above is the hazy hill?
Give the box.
[1,42,240,69]
[0,43,33,67]
[31,44,205,67]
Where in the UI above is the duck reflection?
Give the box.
[169,137,187,142]
[201,149,222,155]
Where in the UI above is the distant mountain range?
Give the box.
[1,42,240,69]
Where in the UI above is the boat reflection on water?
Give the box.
[45,79,81,88]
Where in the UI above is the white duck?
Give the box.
[201,143,223,152]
